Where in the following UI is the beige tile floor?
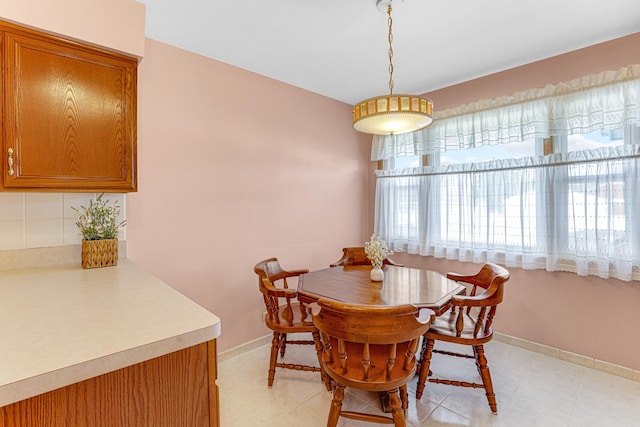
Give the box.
[218,337,640,426]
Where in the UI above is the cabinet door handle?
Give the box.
[7,148,14,176]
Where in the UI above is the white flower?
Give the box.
[364,234,391,268]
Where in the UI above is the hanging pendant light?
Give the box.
[353,0,433,135]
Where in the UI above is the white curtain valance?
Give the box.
[371,65,640,161]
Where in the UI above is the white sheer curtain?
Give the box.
[371,65,640,160]
[375,145,640,280]
[372,65,640,281]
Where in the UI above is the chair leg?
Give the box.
[387,388,407,427]
[280,333,287,357]
[327,383,345,427]
[312,330,332,392]
[268,332,281,388]
[399,384,408,411]
[416,337,434,400]
[475,345,497,414]
[473,345,481,374]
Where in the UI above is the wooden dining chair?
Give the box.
[330,246,403,267]
[311,299,435,427]
[416,263,510,414]
[254,258,331,391]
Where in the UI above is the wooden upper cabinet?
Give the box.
[2,22,137,191]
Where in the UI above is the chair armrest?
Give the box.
[446,272,474,282]
[284,269,310,277]
[384,257,403,267]
[269,287,299,299]
[330,253,349,267]
[451,293,494,307]
[447,272,484,292]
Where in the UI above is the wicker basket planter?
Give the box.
[82,239,118,269]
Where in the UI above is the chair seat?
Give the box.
[265,302,315,333]
[426,311,493,344]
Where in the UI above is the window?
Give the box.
[439,139,537,166]
[559,127,636,258]
[375,127,640,281]
[374,67,640,280]
[382,139,541,250]
[384,155,421,169]
[567,129,625,152]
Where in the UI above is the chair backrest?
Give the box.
[447,263,510,338]
[311,299,434,388]
[330,247,402,267]
[254,257,309,327]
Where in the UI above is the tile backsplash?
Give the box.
[0,193,126,250]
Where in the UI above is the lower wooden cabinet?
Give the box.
[0,341,219,427]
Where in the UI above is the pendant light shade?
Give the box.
[353,94,433,135]
[353,0,433,135]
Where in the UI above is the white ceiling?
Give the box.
[138,0,640,105]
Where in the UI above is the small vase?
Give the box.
[370,265,384,281]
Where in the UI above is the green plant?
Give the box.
[72,194,126,241]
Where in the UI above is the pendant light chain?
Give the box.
[352,0,433,135]
[387,4,394,95]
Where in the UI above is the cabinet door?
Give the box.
[2,27,137,191]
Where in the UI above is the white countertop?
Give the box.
[0,259,221,407]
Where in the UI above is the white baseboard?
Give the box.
[219,332,640,383]
[494,332,640,383]
[218,334,272,363]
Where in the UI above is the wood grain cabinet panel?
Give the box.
[0,341,219,427]
[1,21,137,191]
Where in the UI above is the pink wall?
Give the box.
[0,0,145,58]
[127,38,371,351]
[428,32,640,110]
[368,33,640,370]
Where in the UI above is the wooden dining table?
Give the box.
[298,264,466,315]
[297,264,466,413]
